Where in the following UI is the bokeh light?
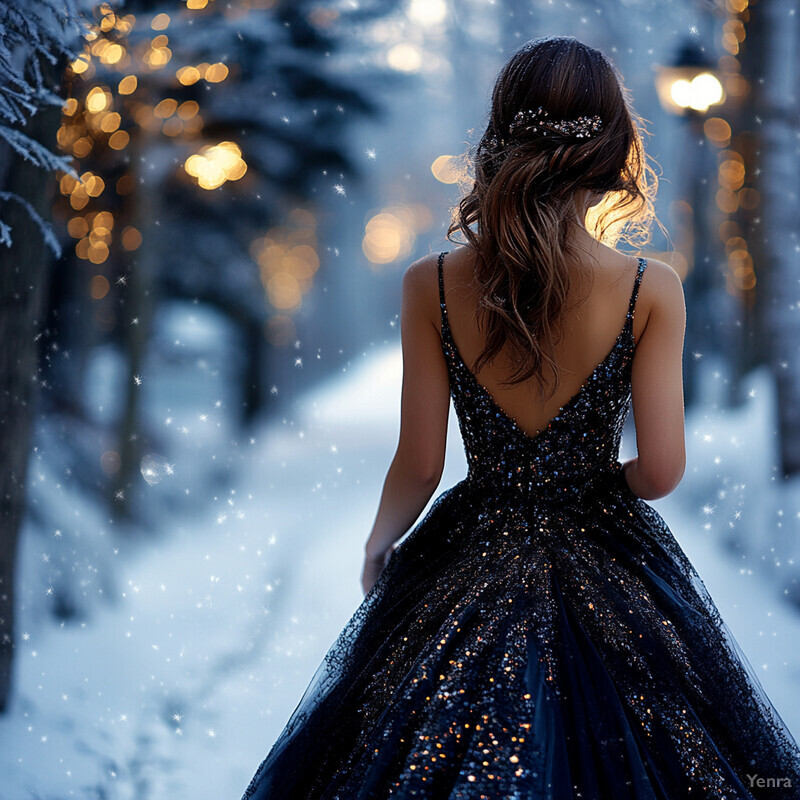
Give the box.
[252,208,320,323]
[362,204,432,265]
[431,154,460,184]
[669,72,725,113]
[407,0,447,27]
[184,141,247,190]
[387,43,422,72]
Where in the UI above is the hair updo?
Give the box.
[446,35,662,395]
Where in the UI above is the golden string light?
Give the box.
[176,63,229,85]
[184,141,247,189]
[54,0,251,328]
[67,209,114,264]
[717,0,756,300]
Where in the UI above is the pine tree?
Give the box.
[0,0,87,714]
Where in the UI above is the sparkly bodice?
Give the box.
[437,250,646,502]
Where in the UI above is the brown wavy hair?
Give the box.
[446,35,663,397]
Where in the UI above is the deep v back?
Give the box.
[437,250,647,501]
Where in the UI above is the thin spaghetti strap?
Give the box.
[627,257,647,321]
[437,251,449,334]
[437,251,447,308]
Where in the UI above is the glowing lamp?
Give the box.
[654,41,725,116]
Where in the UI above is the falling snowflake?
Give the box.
[333,183,346,196]
[365,148,377,159]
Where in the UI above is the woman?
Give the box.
[242,36,800,799]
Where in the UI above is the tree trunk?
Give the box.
[0,78,63,714]
[111,134,160,519]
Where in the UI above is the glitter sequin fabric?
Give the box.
[241,251,800,799]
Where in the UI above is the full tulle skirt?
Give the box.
[241,472,800,799]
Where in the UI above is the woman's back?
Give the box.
[433,235,686,498]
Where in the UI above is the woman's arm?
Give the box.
[362,256,450,592]
[624,259,687,500]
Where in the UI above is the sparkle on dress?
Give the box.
[241,251,800,800]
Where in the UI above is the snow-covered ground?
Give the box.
[2,339,800,799]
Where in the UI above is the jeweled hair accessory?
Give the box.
[488,105,604,149]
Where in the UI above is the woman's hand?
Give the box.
[361,544,396,596]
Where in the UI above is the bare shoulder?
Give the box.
[642,257,684,292]
[403,251,442,293]
[639,257,686,336]
[401,251,447,327]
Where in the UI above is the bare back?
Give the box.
[432,240,686,496]
[437,245,646,436]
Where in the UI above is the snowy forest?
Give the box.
[1,0,799,796]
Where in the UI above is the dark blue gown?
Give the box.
[241,252,800,799]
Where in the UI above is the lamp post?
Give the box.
[654,41,725,117]
[654,41,725,408]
